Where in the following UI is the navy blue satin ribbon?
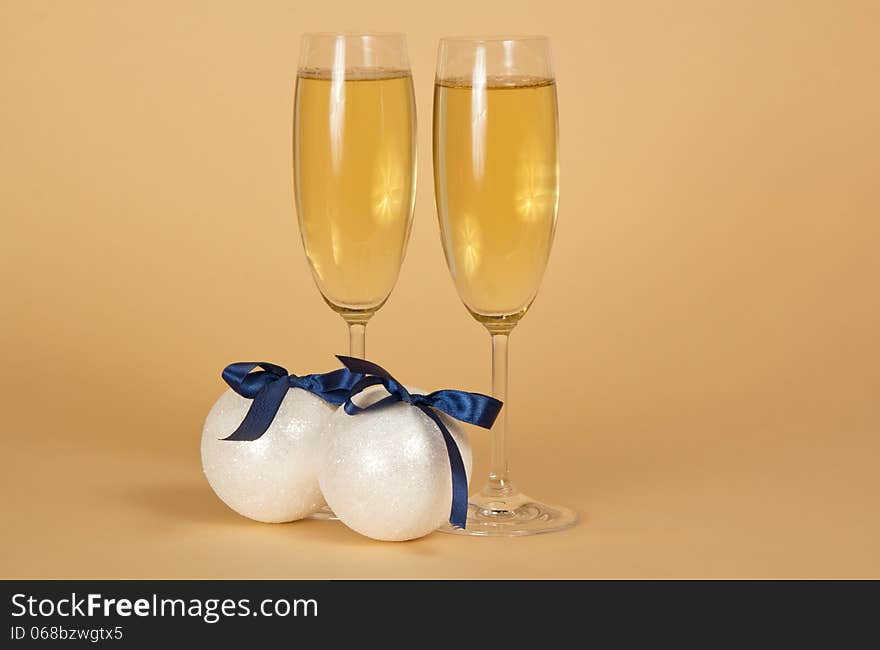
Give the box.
[336,355,503,529]
[220,362,363,441]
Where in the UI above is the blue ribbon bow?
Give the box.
[220,362,363,441]
[336,355,503,529]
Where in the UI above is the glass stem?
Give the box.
[348,322,366,359]
[484,331,514,497]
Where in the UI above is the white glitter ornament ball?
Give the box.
[201,388,335,523]
[320,386,472,541]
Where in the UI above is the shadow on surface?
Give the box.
[118,481,433,551]
[121,480,235,526]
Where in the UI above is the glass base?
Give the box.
[436,490,578,537]
[305,504,338,521]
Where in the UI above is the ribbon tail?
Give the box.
[222,376,289,441]
[419,405,469,529]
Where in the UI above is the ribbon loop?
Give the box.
[342,376,403,415]
[220,362,363,441]
[411,390,502,430]
[335,355,502,529]
[222,362,288,399]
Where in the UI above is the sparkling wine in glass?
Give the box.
[294,33,416,359]
[433,36,577,535]
[294,33,416,519]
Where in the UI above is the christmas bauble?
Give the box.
[320,386,472,541]
[201,387,334,523]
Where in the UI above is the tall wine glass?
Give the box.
[433,36,577,535]
[294,33,416,519]
[294,33,416,359]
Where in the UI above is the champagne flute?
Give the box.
[433,36,577,535]
[294,33,416,519]
[294,33,416,359]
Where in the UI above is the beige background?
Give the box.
[1,1,878,578]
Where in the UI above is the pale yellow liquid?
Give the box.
[433,77,559,329]
[294,69,416,317]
